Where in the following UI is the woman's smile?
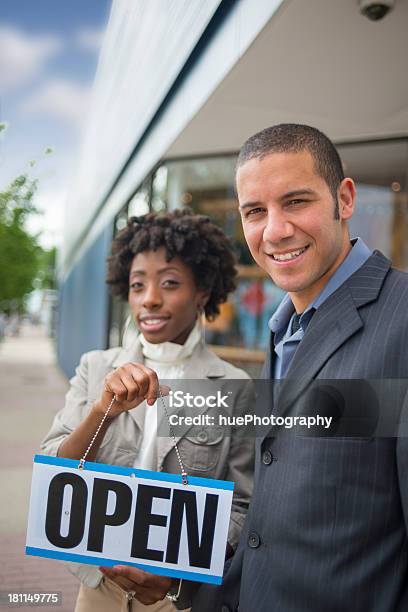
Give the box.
[138,315,170,334]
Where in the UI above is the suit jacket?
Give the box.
[192,250,408,612]
[41,337,254,593]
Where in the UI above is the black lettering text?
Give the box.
[131,485,170,561]
[45,473,87,548]
[87,479,133,552]
[166,491,218,568]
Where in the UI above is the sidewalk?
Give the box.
[0,324,78,611]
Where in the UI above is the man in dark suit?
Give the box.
[192,124,408,611]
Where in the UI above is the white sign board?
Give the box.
[26,455,234,584]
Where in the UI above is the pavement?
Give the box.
[0,324,78,611]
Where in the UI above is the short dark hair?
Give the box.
[106,208,237,320]
[237,124,344,219]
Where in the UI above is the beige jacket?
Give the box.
[41,337,254,588]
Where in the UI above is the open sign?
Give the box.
[26,455,233,584]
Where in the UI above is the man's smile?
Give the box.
[265,245,310,265]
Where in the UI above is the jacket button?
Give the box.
[248,531,260,548]
[197,431,208,443]
[262,450,273,465]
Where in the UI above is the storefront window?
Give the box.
[339,140,408,269]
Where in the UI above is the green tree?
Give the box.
[0,124,55,313]
[0,173,42,313]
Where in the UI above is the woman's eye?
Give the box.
[162,279,179,287]
[130,281,143,290]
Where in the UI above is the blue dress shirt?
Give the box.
[269,238,372,379]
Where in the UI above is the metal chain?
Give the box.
[77,388,189,485]
[78,395,116,469]
[158,387,188,486]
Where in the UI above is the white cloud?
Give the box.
[0,26,62,93]
[76,27,104,52]
[20,79,92,128]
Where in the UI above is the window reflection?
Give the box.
[339,140,408,270]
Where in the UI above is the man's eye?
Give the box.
[287,199,305,206]
[246,207,264,217]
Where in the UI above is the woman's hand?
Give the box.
[93,363,169,420]
[99,566,175,605]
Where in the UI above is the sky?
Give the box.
[0,0,112,248]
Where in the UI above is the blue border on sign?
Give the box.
[25,547,222,584]
[33,454,234,490]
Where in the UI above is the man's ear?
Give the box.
[338,178,356,221]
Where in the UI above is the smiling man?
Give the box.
[235,127,370,382]
[191,124,408,612]
[237,127,355,313]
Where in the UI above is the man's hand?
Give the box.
[99,566,177,605]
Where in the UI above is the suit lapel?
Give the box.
[261,250,391,439]
[276,283,363,416]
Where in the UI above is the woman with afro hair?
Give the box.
[41,209,254,612]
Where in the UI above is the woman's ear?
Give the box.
[197,292,210,312]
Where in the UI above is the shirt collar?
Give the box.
[269,293,294,335]
[269,237,372,337]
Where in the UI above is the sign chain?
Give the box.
[158,388,188,485]
[78,388,189,485]
[78,396,116,469]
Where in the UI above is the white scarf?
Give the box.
[139,320,202,379]
[133,320,202,471]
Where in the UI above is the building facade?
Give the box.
[58,0,408,378]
